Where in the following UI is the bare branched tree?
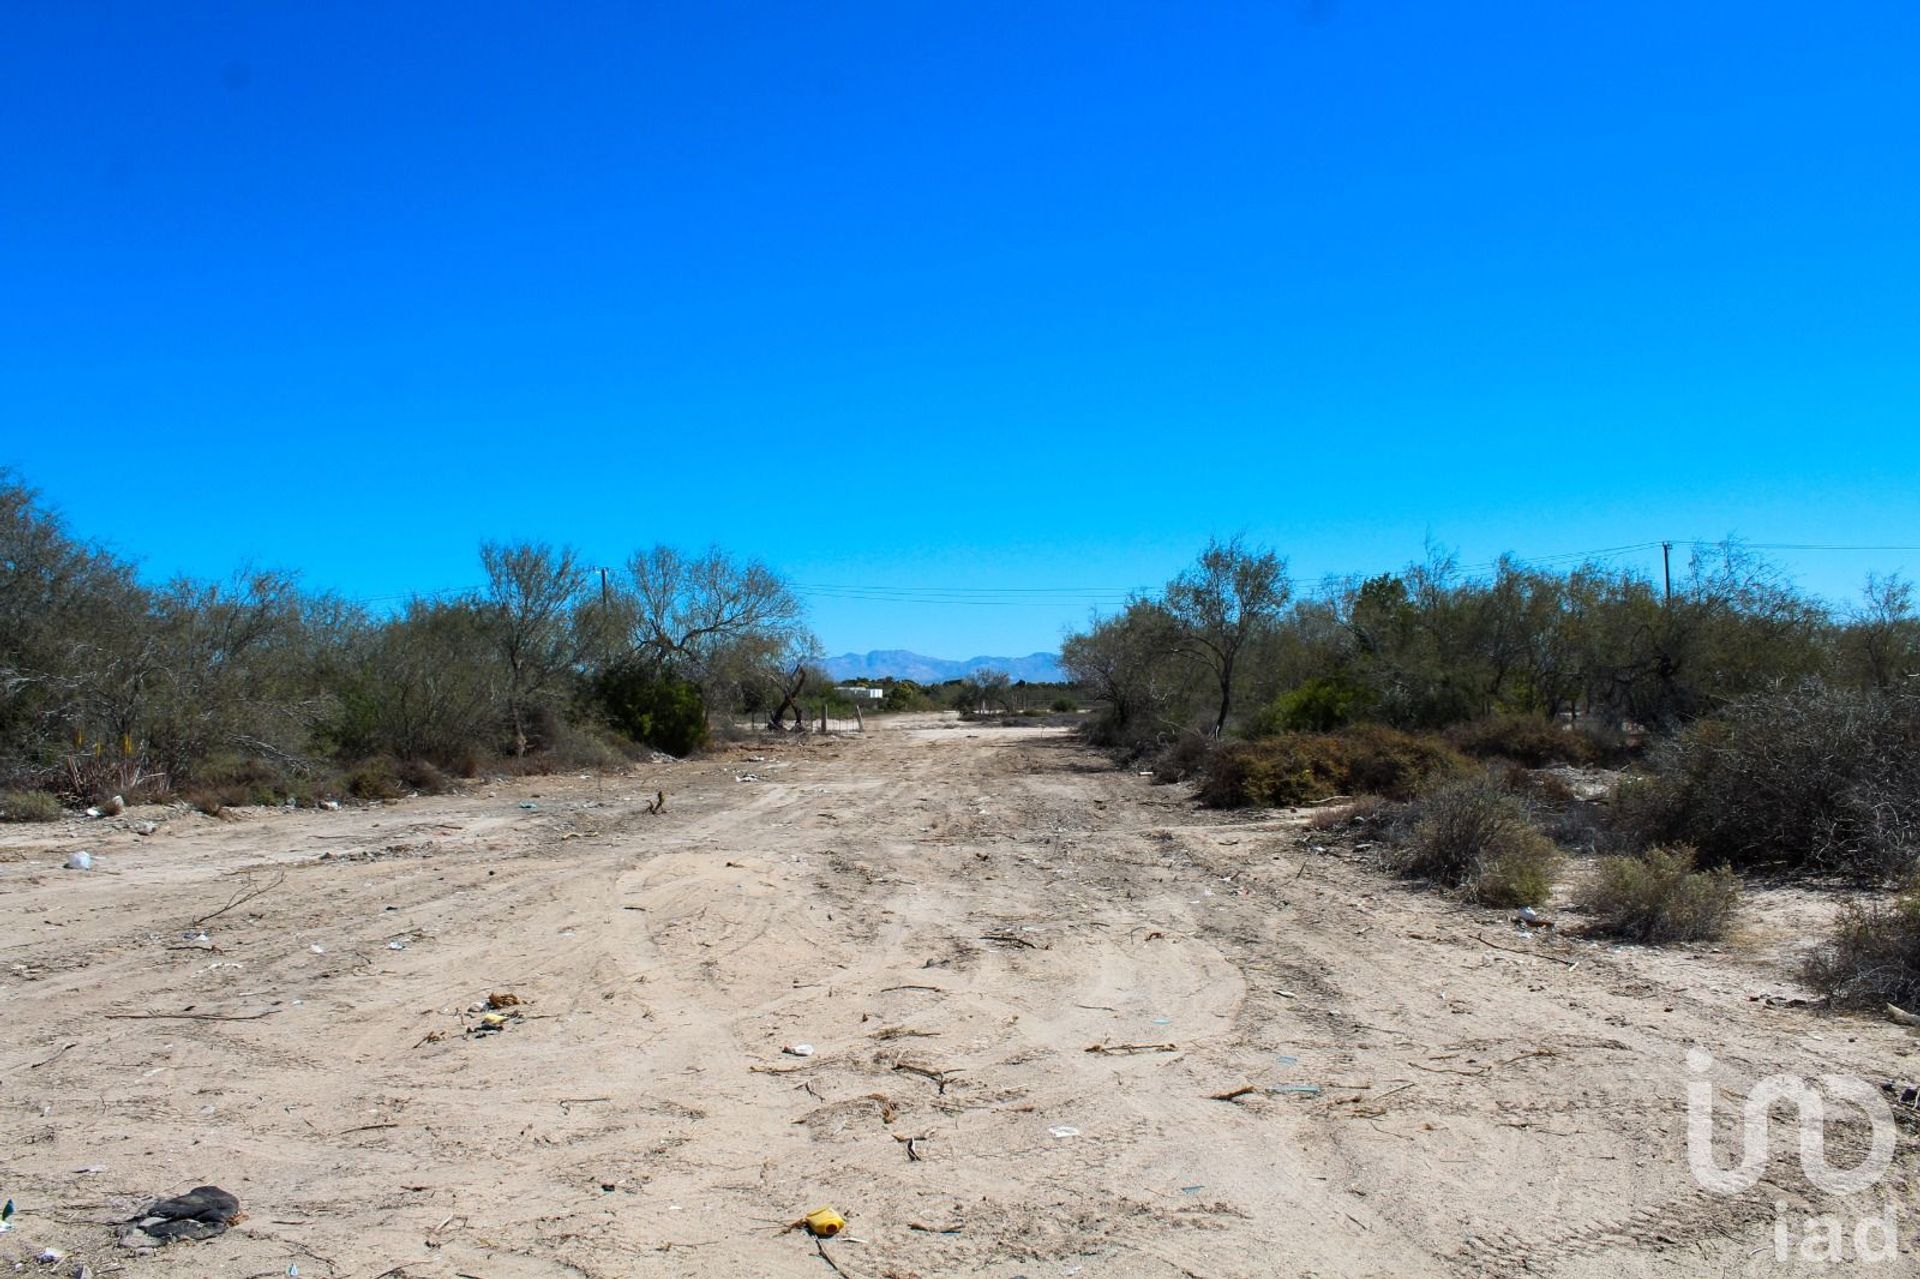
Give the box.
[624,545,804,713]
[481,541,587,755]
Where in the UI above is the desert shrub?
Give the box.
[341,757,447,800]
[1447,715,1596,767]
[1245,676,1374,736]
[1306,793,1389,830]
[1499,763,1576,804]
[591,665,709,756]
[1050,697,1078,713]
[184,755,303,807]
[0,788,61,822]
[1582,845,1740,943]
[1618,684,1920,880]
[542,720,638,770]
[1387,775,1560,905]
[394,758,450,793]
[344,759,405,801]
[1803,893,1920,1011]
[1151,730,1215,783]
[1339,725,1469,798]
[1197,727,1467,808]
[182,790,226,818]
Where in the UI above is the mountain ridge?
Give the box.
[824,649,1065,683]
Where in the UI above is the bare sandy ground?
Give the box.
[3,714,1916,1277]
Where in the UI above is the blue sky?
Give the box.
[3,1,1916,655]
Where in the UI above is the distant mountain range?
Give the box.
[825,649,1066,684]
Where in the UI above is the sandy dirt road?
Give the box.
[3,715,1915,1277]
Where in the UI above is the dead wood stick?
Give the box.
[879,984,944,993]
[107,1009,281,1022]
[1407,1060,1485,1076]
[892,1063,954,1094]
[336,1122,400,1135]
[978,933,1039,948]
[1209,1085,1264,1102]
[24,1041,77,1070]
[192,869,287,927]
[1085,1041,1178,1055]
[814,1239,853,1278]
[1476,933,1578,968]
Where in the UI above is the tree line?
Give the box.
[1062,534,1918,752]
[0,470,830,802]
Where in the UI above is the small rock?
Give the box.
[134,821,157,836]
[65,851,94,871]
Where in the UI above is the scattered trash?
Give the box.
[468,1010,522,1037]
[134,821,157,836]
[782,1043,816,1057]
[518,801,540,811]
[1181,1184,1205,1194]
[64,851,93,871]
[321,800,340,811]
[1211,1082,1323,1102]
[487,991,524,1009]
[121,1184,242,1246]
[1151,1016,1172,1026]
[1512,907,1555,930]
[1882,1079,1920,1108]
[34,1248,63,1264]
[737,773,760,783]
[1047,1125,1081,1138]
[802,1207,846,1238]
[308,944,326,955]
[1,1197,12,1230]
[1275,1054,1299,1067]
[100,795,125,817]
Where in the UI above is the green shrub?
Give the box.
[1387,775,1560,905]
[1804,892,1920,1011]
[0,789,62,822]
[1582,845,1740,943]
[1245,676,1375,736]
[1197,726,1467,808]
[1050,697,1078,713]
[592,664,709,756]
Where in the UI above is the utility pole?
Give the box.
[599,566,610,606]
[1661,541,1672,605]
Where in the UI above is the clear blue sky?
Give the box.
[4,2,1916,656]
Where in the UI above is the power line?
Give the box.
[341,538,1913,612]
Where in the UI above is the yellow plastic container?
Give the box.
[804,1208,846,1238]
